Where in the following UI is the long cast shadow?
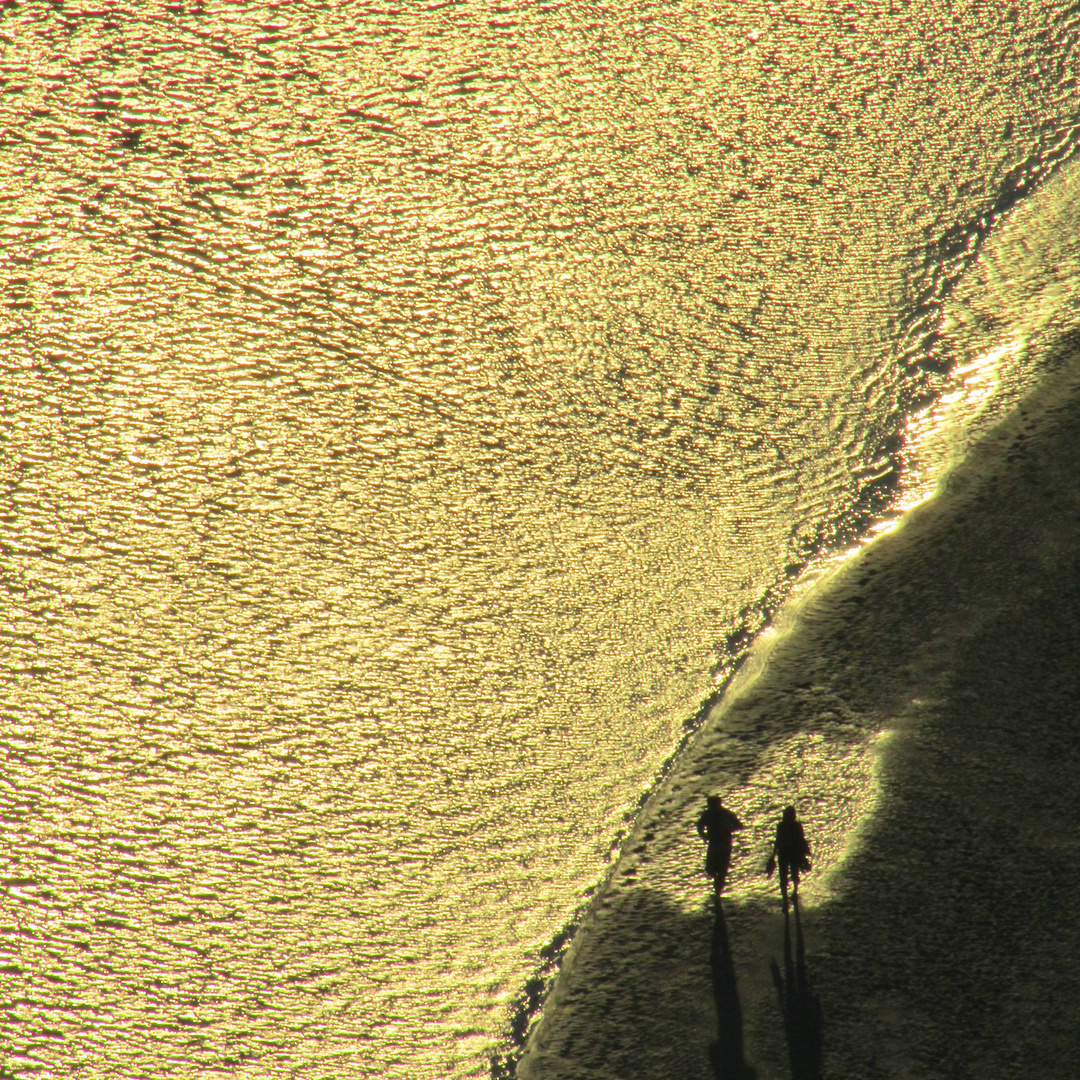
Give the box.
[517,887,760,1079]
[710,901,756,1080]
[769,896,822,1080]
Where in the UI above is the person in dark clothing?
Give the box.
[696,794,745,898]
[766,805,812,909]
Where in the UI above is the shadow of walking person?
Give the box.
[769,895,822,1080]
[710,901,757,1080]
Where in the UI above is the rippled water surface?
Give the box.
[2,2,1079,1076]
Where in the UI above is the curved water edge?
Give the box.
[498,150,1080,1076]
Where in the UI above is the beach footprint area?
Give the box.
[519,323,1080,1079]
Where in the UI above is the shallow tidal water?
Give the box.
[2,2,1080,1077]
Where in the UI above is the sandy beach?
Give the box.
[518,331,1080,1079]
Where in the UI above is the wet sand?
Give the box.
[518,331,1080,1079]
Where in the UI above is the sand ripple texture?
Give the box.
[1,1,1078,1076]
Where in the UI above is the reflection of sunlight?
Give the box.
[802,338,1027,579]
[901,337,1027,510]
[899,150,1080,523]
[800,726,898,906]
[665,716,889,914]
[728,726,888,910]
[824,509,915,565]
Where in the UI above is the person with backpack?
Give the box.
[766,805,812,909]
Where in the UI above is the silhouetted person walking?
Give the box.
[697,795,745,898]
[766,806,811,909]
